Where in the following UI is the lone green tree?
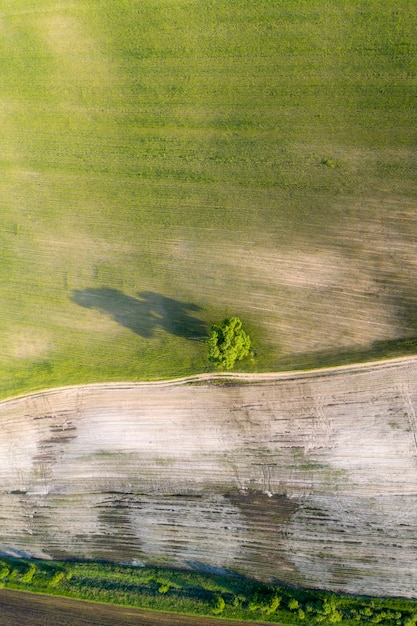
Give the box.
[208,317,252,370]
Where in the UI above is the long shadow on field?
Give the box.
[71,288,207,339]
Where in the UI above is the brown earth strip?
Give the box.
[0,589,275,626]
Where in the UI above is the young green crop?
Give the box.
[0,0,416,397]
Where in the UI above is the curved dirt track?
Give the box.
[1,356,417,597]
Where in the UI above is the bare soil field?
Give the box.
[1,356,417,597]
[0,589,273,626]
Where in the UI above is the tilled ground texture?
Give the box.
[1,358,417,597]
[0,589,273,626]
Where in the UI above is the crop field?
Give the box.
[2,357,417,600]
[0,0,417,396]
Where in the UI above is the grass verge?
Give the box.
[0,557,416,625]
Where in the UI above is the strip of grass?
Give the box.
[0,557,416,625]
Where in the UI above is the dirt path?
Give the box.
[3,353,417,403]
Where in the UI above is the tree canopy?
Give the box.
[207,317,252,370]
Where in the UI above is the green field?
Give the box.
[1,0,417,396]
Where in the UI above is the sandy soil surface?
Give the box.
[1,356,417,597]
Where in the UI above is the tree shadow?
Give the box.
[71,288,207,340]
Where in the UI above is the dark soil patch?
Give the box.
[0,588,275,626]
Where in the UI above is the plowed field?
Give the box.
[0,589,273,626]
[1,357,417,597]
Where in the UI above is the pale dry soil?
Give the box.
[165,200,417,358]
[1,357,417,597]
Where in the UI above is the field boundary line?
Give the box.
[2,354,417,406]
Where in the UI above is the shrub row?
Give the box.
[0,557,416,625]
